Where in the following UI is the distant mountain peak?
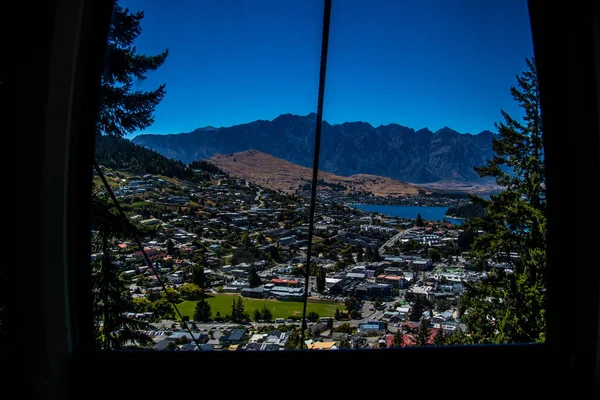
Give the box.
[132,113,497,185]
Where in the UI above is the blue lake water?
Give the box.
[349,204,464,226]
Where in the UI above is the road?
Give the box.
[379,227,414,254]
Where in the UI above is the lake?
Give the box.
[349,204,464,226]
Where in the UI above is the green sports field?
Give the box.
[174,293,343,321]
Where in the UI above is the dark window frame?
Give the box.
[16,0,599,397]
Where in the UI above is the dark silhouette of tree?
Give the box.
[91,196,152,349]
[260,306,273,322]
[416,213,425,227]
[284,329,302,350]
[434,327,446,345]
[408,301,425,322]
[415,318,430,346]
[458,58,547,344]
[192,264,205,289]
[315,265,326,293]
[248,265,262,288]
[356,246,364,262]
[91,2,169,349]
[391,329,405,348]
[193,298,212,322]
[166,239,174,255]
[307,311,320,322]
[96,3,168,139]
[230,297,247,323]
[334,308,342,320]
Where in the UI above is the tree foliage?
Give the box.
[415,318,431,346]
[91,2,170,349]
[457,58,547,344]
[192,264,205,289]
[315,265,326,293]
[415,213,424,227]
[391,329,405,348]
[247,265,262,288]
[96,3,168,138]
[193,297,212,322]
[179,283,202,300]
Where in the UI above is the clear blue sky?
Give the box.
[120,0,534,138]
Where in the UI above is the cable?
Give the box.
[300,0,332,348]
[93,159,203,351]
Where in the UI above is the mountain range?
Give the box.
[132,113,498,186]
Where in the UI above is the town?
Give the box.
[93,164,501,351]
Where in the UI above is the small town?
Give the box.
[92,164,504,352]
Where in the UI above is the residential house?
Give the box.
[357,322,386,335]
[306,341,338,350]
[219,329,247,345]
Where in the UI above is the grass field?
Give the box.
[174,293,343,321]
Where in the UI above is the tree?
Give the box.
[166,239,175,256]
[356,246,364,262]
[247,265,262,288]
[193,297,212,322]
[416,213,425,227]
[415,318,430,346]
[337,338,351,349]
[374,297,382,309]
[344,297,360,314]
[284,329,302,350]
[132,297,152,313]
[408,301,425,322]
[191,264,205,289]
[334,308,342,320]
[178,283,202,300]
[91,2,168,350]
[315,265,326,293]
[428,248,441,264]
[91,196,152,349]
[391,329,405,348]
[230,297,247,323]
[433,327,446,345]
[240,231,250,249]
[96,4,168,139]
[260,306,273,322]
[151,298,175,320]
[307,311,320,322]
[161,287,181,303]
[253,309,262,322]
[457,58,547,344]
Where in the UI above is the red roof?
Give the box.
[269,278,298,285]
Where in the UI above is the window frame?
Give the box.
[20,0,599,397]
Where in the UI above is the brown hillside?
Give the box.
[207,149,428,197]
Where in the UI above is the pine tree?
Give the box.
[391,329,405,347]
[96,3,168,139]
[91,2,169,350]
[433,327,446,345]
[457,58,547,344]
[415,318,430,346]
[248,265,262,288]
[191,264,205,289]
[193,298,211,322]
[415,213,424,227]
[315,265,326,293]
[91,196,152,349]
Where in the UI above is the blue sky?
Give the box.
[120,0,534,138]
